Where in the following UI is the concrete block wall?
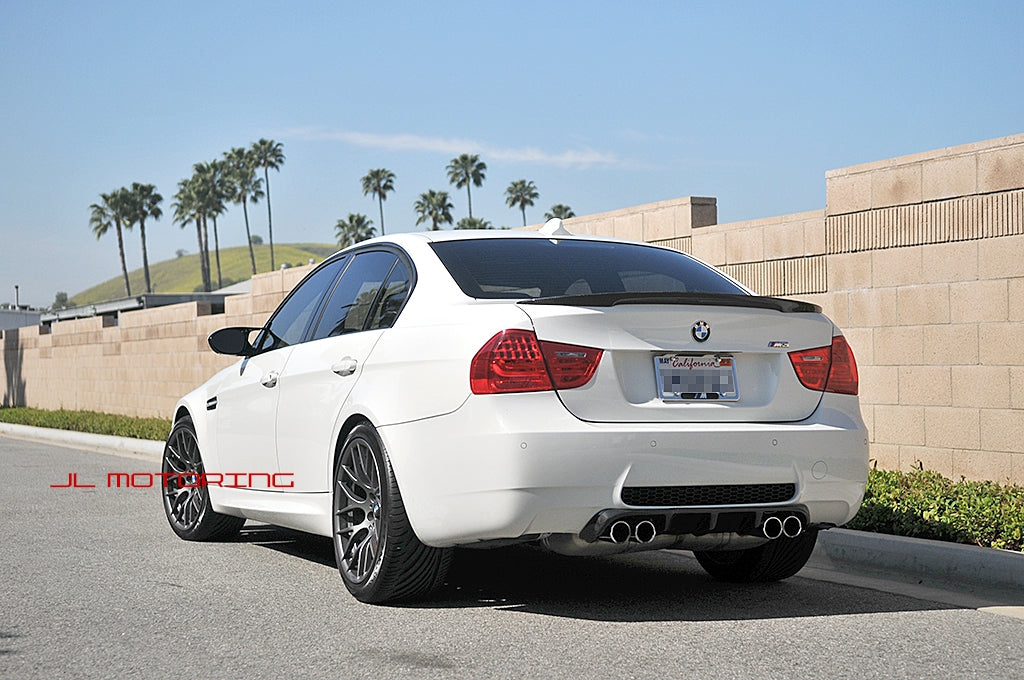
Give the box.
[689,210,828,298]
[557,195,717,245]
[559,199,828,298]
[1,266,314,419]
[809,133,1024,483]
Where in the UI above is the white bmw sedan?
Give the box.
[162,222,868,603]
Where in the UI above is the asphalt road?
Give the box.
[2,437,1022,680]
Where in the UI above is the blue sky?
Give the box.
[2,1,1022,307]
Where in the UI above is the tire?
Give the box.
[693,529,818,583]
[162,416,245,541]
[332,423,452,604]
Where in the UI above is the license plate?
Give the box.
[654,354,739,401]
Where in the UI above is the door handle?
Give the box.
[260,371,279,388]
[332,357,358,377]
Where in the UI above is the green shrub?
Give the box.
[0,407,171,441]
[847,466,1024,552]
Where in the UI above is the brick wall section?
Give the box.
[1,266,314,419]
[4,134,1024,483]
[690,210,828,297]
[806,133,1024,484]
[559,195,718,243]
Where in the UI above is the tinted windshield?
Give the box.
[430,238,746,299]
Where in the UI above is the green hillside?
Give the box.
[71,243,337,305]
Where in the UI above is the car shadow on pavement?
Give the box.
[236,523,337,568]
[238,524,958,623]
[430,544,960,622]
[0,631,22,657]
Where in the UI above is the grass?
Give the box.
[0,407,171,441]
[2,406,1022,552]
[70,242,337,305]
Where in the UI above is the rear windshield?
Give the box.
[430,238,746,299]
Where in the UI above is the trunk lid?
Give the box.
[519,295,834,423]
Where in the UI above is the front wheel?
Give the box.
[332,423,452,603]
[693,530,818,583]
[162,416,245,541]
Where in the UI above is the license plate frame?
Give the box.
[654,354,739,401]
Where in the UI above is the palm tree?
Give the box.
[544,204,575,220]
[361,169,395,236]
[251,139,285,271]
[180,168,211,290]
[193,160,231,288]
[126,182,163,293]
[172,178,211,292]
[414,190,454,231]
[446,154,486,219]
[224,147,264,275]
[335,213,376,248]
[89,187,134,297]
[455,216,492,230]
[505,179,539,226]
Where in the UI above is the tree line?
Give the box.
[90,143,577,298]
[90,139,284,298]
[172,140,284,293]
[336,153,576,247]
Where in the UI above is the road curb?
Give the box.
[813,527,1024,592]
[0,422,164,461]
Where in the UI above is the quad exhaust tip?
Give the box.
[608,520,632,544]
[762,516,784,540]
[762,515,803,540]
[634,520,657,544]
[782,515,803,538]
[605,519,658,544]
[601,515,801,543]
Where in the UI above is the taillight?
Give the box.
[788,346,831,391]
[824,335,859,395]
[788,335,859,395]
[470,329,603,394]
[539,341,603,389]
[470,330,551,394]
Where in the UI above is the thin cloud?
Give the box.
[282,127,623,168]
[619,129,693,145]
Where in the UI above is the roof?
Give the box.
[352,222,650,250]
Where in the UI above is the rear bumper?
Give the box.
[380,392,869,548]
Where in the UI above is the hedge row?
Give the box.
[847,466,1024,552]
[0,407,171,442]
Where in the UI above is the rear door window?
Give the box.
[310,251,399,340]
[367,259,412,330]
[255,256,348,352]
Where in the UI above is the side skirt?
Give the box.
[208,486,333,537]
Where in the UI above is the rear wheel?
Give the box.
[332,423,452,603]
[693,530,818,582]
[162,416,245,541]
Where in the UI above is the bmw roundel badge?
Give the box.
[691,320,711,343]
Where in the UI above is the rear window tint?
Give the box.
[430,239,746,299]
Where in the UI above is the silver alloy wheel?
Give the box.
[335,437,384,584]
[162,423,208,532]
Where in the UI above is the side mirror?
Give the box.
[208,327,261,356]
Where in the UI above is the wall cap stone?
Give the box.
[825,133,1024,179]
